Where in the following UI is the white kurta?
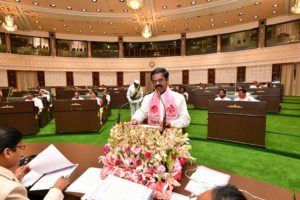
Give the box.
[26,97,44,113]
[132,88,191,128]
[215,96,231,101]
[127,84,144,116]
[234,96,259,102]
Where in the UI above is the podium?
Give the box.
[55,100,100,133]
[208,100,266,147]
[0,101,39,135]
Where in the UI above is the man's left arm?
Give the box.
[169,96,191,128]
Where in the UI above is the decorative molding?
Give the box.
[0,43,299,72]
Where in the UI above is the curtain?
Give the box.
[16,71,38,91]
[281,63,300,96]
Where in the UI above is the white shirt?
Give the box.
[215,96,231,101]
[126,84,144,103]
[72,96,84,100]
[132,88,191,128]
[234,96,259,102]
[26,97,44,113]
[105,94,111,104]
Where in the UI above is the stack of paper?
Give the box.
[185,166,230,195]
[22,144,78,190]
[82,175,153,200]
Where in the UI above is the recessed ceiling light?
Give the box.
[198,26,201,29]
[206,0,211,2]
[272,10,277,14]
[254,15,258,19]
[67,6,72,10]
[63,24,67,27]
[35,20,39,24]
[191,1,196,5]
[119,0,125,2]
[123,9,128,12]
[184,17,188,20]
[50,4,56,7]
[82,8,87,12]
[239,18,243,22]
[33,2,39,6]
[184,23,188,26]
[103,31,106,34]
[134,26,138,30]
[223,21,228,24]
[96,8,101,12]
[210,23,214,27]
[239,12,243,16]
[66,29,70,32]
[162,6,167,9]
[163,25,166,28]
[79,30,82,33]
[38,26,42,29]
[89,26,92,29]
[174,29,177,32]
[255,2,261,5]
[210,18,214,22]
[110,22,113,25]
[15,0,20,2]
[53,27,56,31]
[273,4,278,8]
[91,0,97,2]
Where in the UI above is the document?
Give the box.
[82,175,153,200]
[22,144,77,187]
[171,192,197,200]
[66,167,103,194]
[185,166,230,195]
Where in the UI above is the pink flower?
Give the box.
[157,165,166,174]
[115,159,121,165]
[135,160,142,166]
[103,144,110,154]
[145,152,151,159]
[179,157,187,166]
[124,146,131,153]
[133,147,141,155]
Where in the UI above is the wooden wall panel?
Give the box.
[208,69,215,84]
[237,66,246,83]
[182,70,189,84]
[117,72,123,86]
[140,71,146,86]
[37,71,45,86]
[272,64,281,82]
[66,71,74,86]
[92,72,100,86]
[7,70,17,88]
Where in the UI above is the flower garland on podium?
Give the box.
[99,124,194,199]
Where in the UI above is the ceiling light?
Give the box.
[120,0,125,2]
[291,0,300,14]
[2,15,17,32]
[126,0,143,10]
[123,9,128,12]
[162,6,167,9]
[50,4,56,7]
[103,31,106,34]
[67,6,72,10]
[223,21,228,24]
[96,8,101,12]
[191,1,196,5]
[35,20,39,24]
[79,30,82,33]
[239,12,243,16]
[89,26,92,29]
[272,10,277,14]
[38,26,42,29]
[184,17,188,20]
[66,29,70,32]
[210,23,214,27]
[33,2,39,6]
[239,18,243,22]
[206,0,211,2]
[15,0,20,2]
[63,24,67,27]
[184,23,188,26]
[254,15,258,19]
[91,0,97,2]
[174,29,177,32]
[255,2,261,5]
[162,25,166,28]
[82,8,87,12]
[210,18,214,22]
[198,26,201,29]
[142,23,152,38]
[110,22,113,25]
[53,27,56,31]
[273,4,278,8]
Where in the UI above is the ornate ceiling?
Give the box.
[0,0,297,38]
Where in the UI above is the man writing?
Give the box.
[131,67,190,129]
[127,80,144,117]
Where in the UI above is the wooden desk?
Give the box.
[208,100,266,147]
[54,100,100,133]
[23,143,293,200]
[109,89,128,108]
[193,89,218,109]
[0,101,39,135]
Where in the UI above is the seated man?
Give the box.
[234,88,259,102]
[38,89,51,102]
[71,91,84,100]
[249,81,261,89]
[197,184,247,200]
[179,87,189,102]
[215,89,231,101]
[131,67,190,129]
[25,93,44,113]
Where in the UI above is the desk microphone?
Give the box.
[116,91,152,124]
[156,87,167,131]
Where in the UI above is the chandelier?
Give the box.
[2,15,17,32]
[291,0,300,14]
[126,0,143,10]
[142,23,152,38]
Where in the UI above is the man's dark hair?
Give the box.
[213,185,247,200]
[151,67,169,81]
[219,88,226,95]
[0,127,23,153]
[238,88,247,94]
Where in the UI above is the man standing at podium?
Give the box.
[127,80,144,117]
[131,67,190,129]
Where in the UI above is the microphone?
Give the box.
[117,91,153,124]
[156,90,167,131]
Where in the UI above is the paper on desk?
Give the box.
[66,167,103,194]
[185,166,230,195]
[82,175,152,200]
[30,164,78,191]
[28,144,75,174]
[22,170,43,187]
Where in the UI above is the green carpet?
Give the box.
[23,97,300,193]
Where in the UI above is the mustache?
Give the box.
[155,85,163,88]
